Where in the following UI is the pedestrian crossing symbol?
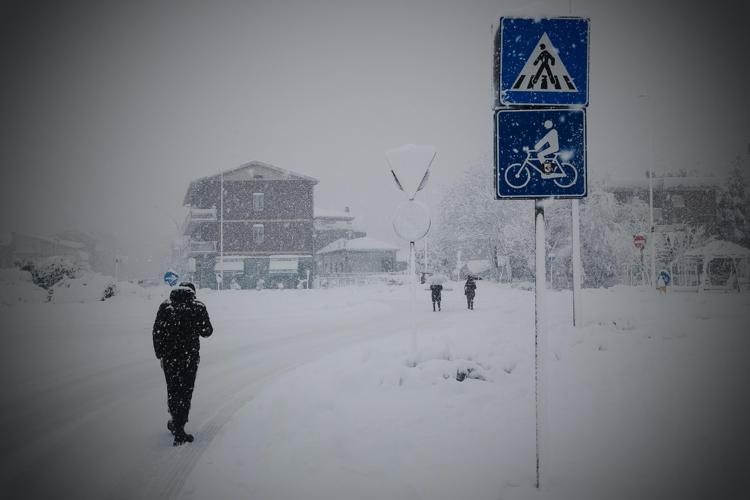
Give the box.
[512,33,577,92]
[497,17,589,106]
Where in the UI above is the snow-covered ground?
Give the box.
[1,279,749,499]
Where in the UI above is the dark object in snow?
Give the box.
[456,367,486,382]
[173,428,194,446]
[101,283,117,300]
[464,276,477,310]
[152,284,213,445]
[430,284,442,311]
[167,417,194,445]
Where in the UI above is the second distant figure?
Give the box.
[464,276,477,310]
[430,284,443,312]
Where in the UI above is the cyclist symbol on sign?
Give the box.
[504,120,578,190]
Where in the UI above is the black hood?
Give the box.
[170,286,195,304]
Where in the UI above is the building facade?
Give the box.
[1,232,89,267]
[315,237,398,275]
[604,176,721,228]
[181,161,318,289]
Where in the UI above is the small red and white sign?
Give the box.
[633,234,646,249]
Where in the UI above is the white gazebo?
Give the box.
[683,240,750,292]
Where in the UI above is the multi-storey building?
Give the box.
[181,161,318,289]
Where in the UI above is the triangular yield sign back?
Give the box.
[512,33,577,92]
[386,144,436,200]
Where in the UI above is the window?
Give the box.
[253,224,264,244]
[253,193,264,212]
[670,194,685,208]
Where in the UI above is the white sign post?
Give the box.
[387,144,436,365]
[572,199,583,326]
[534,200,547,489]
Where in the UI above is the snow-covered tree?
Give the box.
[717,156,750,247]
[433,158,533,281]
[17,256,83,290]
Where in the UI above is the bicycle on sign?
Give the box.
[504,149,578,189]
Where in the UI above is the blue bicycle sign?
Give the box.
[495,108,586,199]
[505,150,578,189]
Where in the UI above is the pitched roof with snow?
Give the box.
[184,161,318,205]
[316,237,398,255]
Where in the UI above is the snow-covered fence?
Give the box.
[318,272,406,288]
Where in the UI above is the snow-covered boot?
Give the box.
[173,428,194,446]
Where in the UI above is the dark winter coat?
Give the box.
[153,287,213,362]
[464,278,476,298]
[430,284,443,301]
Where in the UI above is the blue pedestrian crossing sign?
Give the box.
[495,108,586,199]
[164,270,179,287]
[498,17,589,106]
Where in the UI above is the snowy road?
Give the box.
[0,287,425,500]
[2,283,750,500]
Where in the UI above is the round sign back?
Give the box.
[392,200,431,242]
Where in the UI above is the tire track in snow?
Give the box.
[139,295,416,499]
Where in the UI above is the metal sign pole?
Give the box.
[534,199,547,489]
[410,241,417,361]
[572,199,582,326]
[219,170,224,291]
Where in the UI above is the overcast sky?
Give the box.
[1,0,748,277]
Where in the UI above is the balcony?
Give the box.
[189,240,217,254]
[182,207,217,233]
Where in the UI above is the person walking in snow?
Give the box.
[657,272,668,295]
[152,282,213,446]
[464,276,477,310]
[430,283,443,312]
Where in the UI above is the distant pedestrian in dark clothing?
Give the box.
[152,282,213,446]
[464,276,477,310]
[430,284,443,312]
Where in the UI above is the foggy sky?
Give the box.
[1,0,748,278]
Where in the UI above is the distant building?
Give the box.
[180,161,318,289]
[604,176,725,284]
[51,230,119,276]
[316,237,398,274]
[603,176,722,228]
[313,207,366,250]
[2,232,88,267]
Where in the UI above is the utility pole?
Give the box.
[219,170,224,291]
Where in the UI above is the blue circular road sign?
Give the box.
[659,270,671,286]
[164,270,179,287]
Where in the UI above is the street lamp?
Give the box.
[638,94,656,289]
